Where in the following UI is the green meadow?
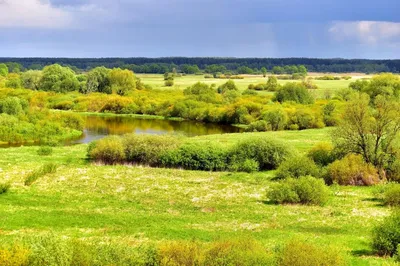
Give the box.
[0,128,397,265]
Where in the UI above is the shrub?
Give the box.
[268,176,330,205]
[203,239,274,266]
[25,233,73,266]
[277,239,345,266]
[307,142,336,166]
[164,79,174,87]
[88,136,125,165]
[230,137,292,170]
[372,211,400,256]
[0,244,29,266]
[383,184,400,206]
[261,108,287,131]
[229,159,260,173]
[274,82,315,104]
[246,120,269,132]
[25,163,58,186]
[37,146,53,156]
[275,156,319,179]
[242,89,258,96]
[0,182,11,195]
[158,241,201,266]
[387,159,400,182]
[162,142,229,171]
[123,134,181,166]
[217,80,238,94]
[395,245,400,262]
[328,154,380,186]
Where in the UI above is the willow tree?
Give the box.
[333,93,400,173]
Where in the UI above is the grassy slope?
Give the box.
[0,129,397,265]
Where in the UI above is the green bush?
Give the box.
[268,176,330,205]
[395,245,400,262]
[372,211,400,256]
[203,239,274,266]
[328,154,380,186]
[246,120,269,132]
[25,163,58,186]
[37,146,53,156]
[89,136,126,165]
[158,241,201,266]
[277,239,345,266]
[229,159,260,173]
[383,184,400,206]
[387,159,400,182]
[123,134,181,166]
[275,156,319,179]
[0,182,11,194]
[0,244,29,266]
[307,142,336,166]
[162,142,229,171]
[230,137,292,170]
[274,82,315,104]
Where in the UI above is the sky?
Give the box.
[0,0,399,59]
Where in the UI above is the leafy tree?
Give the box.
[5,74,22,89]
[333,93,400,172]
[85,67,111,94]
[22,70,42,90]
[40,64,79,93]
[217,80,238,94]
[261,67,267,77]
[298,65,308,75]
[109,68,136,96]
[266,76,280,91]
[181,64,200,74]
[274,82,314,104]
[0,64,8,77]
[205,64,226,74]
[271,66,284,75]
[237,66,253,74]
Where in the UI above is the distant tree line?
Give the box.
[0,57,399,74]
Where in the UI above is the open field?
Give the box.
[137,74,359,95]
[0,129,397,265]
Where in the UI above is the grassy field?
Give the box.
[0,129,397,265]
[137,74,360,98]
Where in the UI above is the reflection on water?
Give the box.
[68,115,243,144]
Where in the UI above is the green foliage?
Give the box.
[24,163,58,186]
[217,80,238,94]
[0,244,29,266]
[268,176,330,205]
[0,97,27,115]
[162,142,229,171]
[246,120,269,132]
[184,82,218,103]
[387,159,400,182]
[84,66,111,94]
[37,146,53,156]
[40,64,79,93]
[0,63,8,77]
[277,239,345,266]
[0,182,11,195]
[230,137,292,170]
[109,68,137,96]
[274,82,315,104]
[372,211,400,256]
[307,142,336,166]
[89,136,126,165]
[261,108,287,131]
[229,159,260,173]
[22,70,42,90]
[5,73,22,89]
[328,154,379,186]
[123,134,181,166]
[275,156,319,179]
[383,184,400,206]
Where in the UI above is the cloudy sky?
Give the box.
[0,0,399,58]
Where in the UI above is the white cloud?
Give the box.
[329,21,400,45]
[0,0,73,28]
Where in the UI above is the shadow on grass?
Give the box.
[351,249,375,257]
[362,198,385,207]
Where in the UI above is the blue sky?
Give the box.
[0,0,399,59]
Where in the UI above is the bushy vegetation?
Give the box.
[24,163,58,186]
[274,82,315,104]
[372,211,400,256]
[275,156,319,179]
[0,182,11,195]
[88,136,126,165]
[307,142,336,166]
[328,154,379,186]
[268,176,330,205]
[276,239,345,266]
[383,184,400,206]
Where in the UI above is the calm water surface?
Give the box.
[1,115,243,148]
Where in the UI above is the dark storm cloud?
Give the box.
[0,0,399,58]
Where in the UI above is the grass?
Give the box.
[0,129,397,264]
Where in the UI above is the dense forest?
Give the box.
[0,57,398,74]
